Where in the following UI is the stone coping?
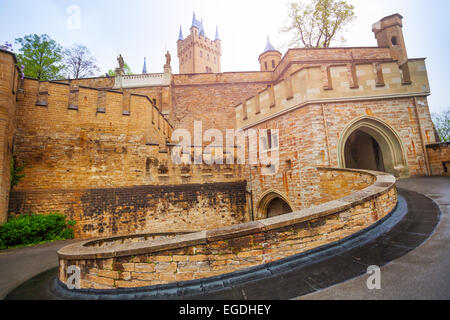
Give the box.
[58,168,396,260]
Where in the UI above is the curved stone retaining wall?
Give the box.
[58,168,397,290]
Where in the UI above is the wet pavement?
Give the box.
[4,182,443,300]
[298,177,450,300]
[0,239,80,300]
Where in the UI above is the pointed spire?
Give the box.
[215,26,220,41]
[263,36,277,53]
[192,12,196,27]
[199,19,206,37]
[178,26,184,41]
[142,57,147,74]
[191,11,205,36]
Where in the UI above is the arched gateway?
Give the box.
[338,117,408,177]
[256,190,293,219]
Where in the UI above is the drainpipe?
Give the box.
[246,134,255,221]
[247,161,255,222]
[321,104,332,167]
[413,97,431,176]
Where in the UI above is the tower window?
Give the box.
[264,62,268,70]
[391,36,398,46]
[200,51,203,57]
[272,60,275,68]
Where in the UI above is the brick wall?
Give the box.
[315,168,376,203]
[426,142,450,176]
[171,72,271,135]
[10,181,248,238]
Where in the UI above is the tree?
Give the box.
[281,0,356,48]
[15,34,65,80]
[63,44,100,79]
[432,109,450,143]
[107,62,133,76]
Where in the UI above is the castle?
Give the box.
[0,13,448,239]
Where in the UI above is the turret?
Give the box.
[372,13,408,66]
[258,37,282,71]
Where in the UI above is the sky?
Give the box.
[0,0,449,114]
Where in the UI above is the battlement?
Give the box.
[235,58,430,129]
[21,78,172,141]
[178,32,221,54]
[273,47,393,81]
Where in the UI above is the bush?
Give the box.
[0,213,76,249]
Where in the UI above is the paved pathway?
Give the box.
[298,177,450,300]
[1,177,448,300]
[0,239,80,300]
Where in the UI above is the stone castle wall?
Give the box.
[8,76,252,237]
[10,181,248,238]
[0,50,19,224]
[170,72,272,135]
[12,78,172,190]
[427,142,450,176]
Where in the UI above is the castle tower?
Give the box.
[258,37,282,71]
[372,13,408,66]
[177,13,222,74]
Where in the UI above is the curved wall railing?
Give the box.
[57,168,397,290]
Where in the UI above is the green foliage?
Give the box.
[15,34,65,80]
[107,62,133,76]
[281,0,356,48]
[0,213,76,249]
[432,109,450,143]
[10,156,25,189]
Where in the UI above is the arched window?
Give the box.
[391,36,398,46]
[272,60,275,68]
[200,50,203,57]
[264,61,268,70]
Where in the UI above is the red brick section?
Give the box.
[426,143,450,176]
[0,50,19,223]
[57,168,397,290]
[170,72,272,135]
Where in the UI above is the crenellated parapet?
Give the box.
[25,78,172,143]
[235,58,430,129]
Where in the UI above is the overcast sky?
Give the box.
[1,0,448,113]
